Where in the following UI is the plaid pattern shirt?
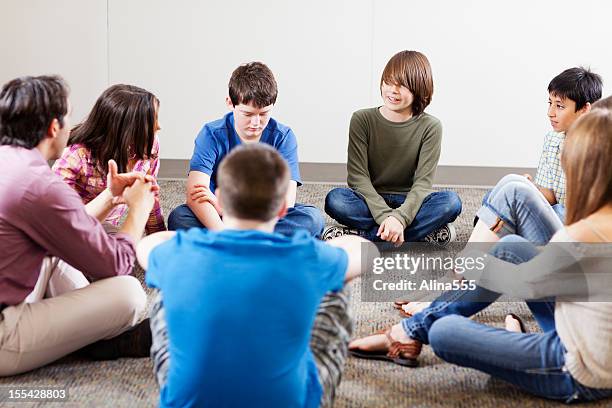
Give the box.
[534,130,566,206]
[52,137,166,234]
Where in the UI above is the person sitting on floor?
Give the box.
[397,66,603,319]
[323,50,462,246]
[349,106,612,404]
[53,84,166,234]
[138,143,371,408]
[0,75,156,377]
[167,61,324,238]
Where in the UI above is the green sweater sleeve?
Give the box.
[347,112,393,224]
[390,120,442,228]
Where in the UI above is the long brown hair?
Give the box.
[68,84,158,174]
[562,109,612,224]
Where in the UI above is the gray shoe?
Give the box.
[322,225,359,241]
[423,223,457,247]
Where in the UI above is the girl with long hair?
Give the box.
[53,84,165,233]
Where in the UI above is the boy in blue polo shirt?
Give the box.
[168,61,324,237]
[139,144,369,408]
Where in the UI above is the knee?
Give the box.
[428,315,467,356]
[324,188,352,218]
[167,205,191,231]
[112,276,147,323]
[439,191,462,220]
[490,235,538,264]
[496,175,538,199]
[304,206,326,236]
[498,173,530,187]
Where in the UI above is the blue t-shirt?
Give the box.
[189,112,302,192]
[146,229,348,408]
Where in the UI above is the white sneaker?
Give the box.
[322,225,360,241]
[423,223,457,247]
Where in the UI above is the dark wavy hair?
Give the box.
[68,84,159,174]
[0,75,69,149]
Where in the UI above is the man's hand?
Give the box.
[107,159,157,205]
[377,215,405,246]
[190,184,222,216]
[522,173,533,182]
[122,178,156,213]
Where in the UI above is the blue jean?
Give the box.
[324,188,462,242]
[477,174,565,244]
[401,235,612,403]
[167,203,325,238]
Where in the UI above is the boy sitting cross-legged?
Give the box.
[138,144,371,408]
[167,61,324,238]
[324,50,462,247]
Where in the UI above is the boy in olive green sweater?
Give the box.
[324,50,461,246]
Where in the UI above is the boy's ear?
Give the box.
[581,102,592,114]
[216,187,224,211]
[225,96,234,110]
[276,197,288,219]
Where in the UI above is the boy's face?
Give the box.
[547,93,587,133]
[226,98,273,143]
[381,81,414,114]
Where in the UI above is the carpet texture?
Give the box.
[1,181,608,408]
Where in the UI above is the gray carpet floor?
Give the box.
[1,181,609,407]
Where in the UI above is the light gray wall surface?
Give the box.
[1,0,611,169]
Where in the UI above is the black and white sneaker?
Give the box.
[322,225,360,241]
[423,223,457,247]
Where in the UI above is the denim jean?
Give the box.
[401,235,612,403]
[477,174,565,244]
[167,203,325,238]
[324,188,462,242]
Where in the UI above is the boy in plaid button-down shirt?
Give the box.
[470,67,602,245]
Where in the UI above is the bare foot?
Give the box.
[505,314,524,333]
[401,301,431,316]
[349,323,418,353]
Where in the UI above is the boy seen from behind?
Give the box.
[139,144,370,408]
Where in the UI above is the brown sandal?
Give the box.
[349,329,421,367]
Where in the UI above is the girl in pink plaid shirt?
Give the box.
[53,84,166,234]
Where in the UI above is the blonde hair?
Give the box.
[562,109,612,224]
[592,95,612,112]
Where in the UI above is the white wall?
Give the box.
[1,0,611,167]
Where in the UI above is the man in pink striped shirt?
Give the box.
[0,75,156,376]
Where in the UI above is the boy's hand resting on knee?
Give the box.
[377,215,404,246]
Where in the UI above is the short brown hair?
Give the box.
[380,51,433,116]
[217,144,289,221]
[0,75,69,149]
[228,62,278,108]
[562,109,612,225]
[593,95,612,112]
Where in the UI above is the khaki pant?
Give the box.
[0,257,146,377]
